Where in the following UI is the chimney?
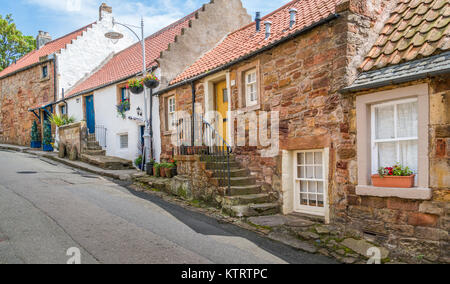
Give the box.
[264,21,272,39]
[255,12,261,32]
[36,31,52,49]
[289,8,298,29]
[99,3,112,21]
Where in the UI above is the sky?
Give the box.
[0,0,291,40]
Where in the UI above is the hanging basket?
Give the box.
[144,79,159,89]
[129,86,144,94]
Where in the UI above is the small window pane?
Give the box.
[309,194,317,206]
[297,153,305,165]
[315,166,323,179]
[375,105,395,140]
[120,135,128,149]
[300,194,308,205]
[397,101,418,138]
[306,152,314,164]
[306,166,314,179]
[297,166,305,179]
[300,181,307,192]
[399,140,418,173]
[314,152,322,165]
[377,142,397,168]
[317,182,324,195]
[309,181,317,193]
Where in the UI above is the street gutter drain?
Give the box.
[17,171,38,174]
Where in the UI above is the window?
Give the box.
[60,105,66,115]
[294,150,326,215]
[166,96,176,131]
[42,65,48,78]
[120,134,128,149]
[245,69,258,107]
[371,98,418,177]
[120,87,130,111]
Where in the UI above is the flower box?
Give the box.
[371,174,415,188]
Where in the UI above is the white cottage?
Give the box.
[59,0,251,164]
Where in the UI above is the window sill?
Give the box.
[240,103,261,113]
[356,185,432,200]
[40,77,50,83]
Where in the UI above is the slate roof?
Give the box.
[66,10,198,98]
[343,51,450,92]
[170,0,339,85]
[0,23,94,79]
[360,0,450,72]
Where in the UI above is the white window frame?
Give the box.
[167,96,176,132]
[370,98,419,176]
[245,69,258,107]
[119,134,128,149]
[293,149,328,216]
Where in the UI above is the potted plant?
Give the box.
[153,163,161,177]
[42,120,54,152]
[134,155,143,170]
[117,99,130,119]
[160,163,167,178]
[372,164,415,188]
[127,79,144,94]
[30,121,41,148]
[143,73,160,89]
[170,159,178,177]
[146,159,155,176]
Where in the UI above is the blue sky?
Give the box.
[0,0,290,39]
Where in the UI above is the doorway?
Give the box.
[85,95,95,134]
[214,80,228,143]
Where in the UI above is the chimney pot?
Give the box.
[289,8,298,29]
[99,3,112,21]
[36,31,52,49]
[255,12,261,32]
[264,21,272,39]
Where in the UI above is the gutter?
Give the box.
[341,66,450,93]
[153,13,340,97]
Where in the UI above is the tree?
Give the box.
[0,14,36,71]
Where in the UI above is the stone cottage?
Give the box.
[341,0,449,263]
[59,0,251,163]
[0,3,133,146]
[155,0,396,218]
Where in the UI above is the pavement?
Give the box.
[0,148,337,264]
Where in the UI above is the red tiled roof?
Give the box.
[66,10,199,97]
[360,0,450,72]
[0,23,94,78]
[171,0,338,84]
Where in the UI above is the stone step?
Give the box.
[206,161,240,170]
[200,155,235,163]
[80,154,133,170]
[87,141,101,148]
[86,146,103,151]
[213,176,257,187]
[222,193,272,206]
[212,168,249,178]
[223,203,279,217]
[227,185,261,196]
[83,149,106,156]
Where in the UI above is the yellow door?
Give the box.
[215,81,228,143]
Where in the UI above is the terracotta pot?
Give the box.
[160,167,166,178]
[153,167,160,177]
[371,174,415,188]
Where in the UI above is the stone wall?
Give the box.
[58,121,87,157]
[174,155,225,204]
[0,61,55,146]
[337,76,449,263]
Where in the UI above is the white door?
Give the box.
[294,150,327,216]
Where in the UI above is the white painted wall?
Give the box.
[64,68,162,163]
[56,12,134,99]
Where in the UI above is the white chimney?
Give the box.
[264,21,272,39]
[289,8,298,29]
[99,3,112,21]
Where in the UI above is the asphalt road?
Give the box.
[0,150,336,264]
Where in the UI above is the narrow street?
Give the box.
[0,150,336,264]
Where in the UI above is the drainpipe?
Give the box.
[191,81,196,147]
